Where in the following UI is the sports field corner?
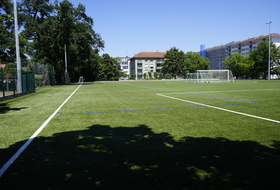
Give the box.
[0,80,280,189]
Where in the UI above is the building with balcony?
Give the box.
[205,33,280,70]
[129,52,166,80]
[117,57,130,79]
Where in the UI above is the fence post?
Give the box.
[12,70,16,96]
[1,68,5,98]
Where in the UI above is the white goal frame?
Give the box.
[186,70,235,83]
[78,76,84,83]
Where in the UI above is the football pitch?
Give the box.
[1,80,280,189]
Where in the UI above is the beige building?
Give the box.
[129,52,166,79]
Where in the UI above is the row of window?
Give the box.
[230,41,259,49]
[241,48,250,52]
[137,69,155,73]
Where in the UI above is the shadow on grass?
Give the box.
[0,103,27,114]
[0,124,280,190]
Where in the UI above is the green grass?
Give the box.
[1,80,280,189]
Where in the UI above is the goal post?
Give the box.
[186,70,235,83]
[78,76,84,83]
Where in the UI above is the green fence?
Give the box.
[0,68,35,100]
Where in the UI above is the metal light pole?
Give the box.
[266,21,272,80]
[64,45,68,84]
[14,0,22,93]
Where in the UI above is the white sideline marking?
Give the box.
[160,88,280,95]
[157,93,280,124]
[0,84,82,177]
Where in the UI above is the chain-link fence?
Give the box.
[0,63,54,101]
[0,68,35,100]
[32,62,55,87]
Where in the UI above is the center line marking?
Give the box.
[157,93,280,124]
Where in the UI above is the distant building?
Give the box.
[200,44,206,58]
[0,63,6,69]
[206,45,228,70]
[129,52,166,80]
[206,33,280,70]
[117,57,130,80]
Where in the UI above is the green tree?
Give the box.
[153,71,158,79]
[249,40,279,79]
[185,51,210,74]
[224,52,252,79]
[98,54,121,81]
[163,47,185,79]
[0,0,26,64]
[131,73,136,80]
[273,67,280,79]
[143,73,147,79]
[20,0,104,83]
[148,71,152,79]
[164,73,172,79]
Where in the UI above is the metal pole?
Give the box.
[266,21,272,80]
[14,0,22,93]
[64,44,68,84]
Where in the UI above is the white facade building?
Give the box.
[117,56,130,80]
[206,33,280,71]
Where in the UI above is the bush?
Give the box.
[164,73,172,79]
[35,74,45,87]
[131,73,136,80]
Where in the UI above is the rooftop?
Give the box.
[0,63,6,69]
[226,33,280,47]
[130,52,166,59]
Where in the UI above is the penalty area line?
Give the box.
[0,84,83,177]
[156,93,280,124]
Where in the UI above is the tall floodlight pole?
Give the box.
[14,0,22,93]
[266,21,272,80]
[64,45,68,84]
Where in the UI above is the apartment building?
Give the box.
[206,45,228,70]
[117,56,130,79]
[129,52,166,80]
[205,33,280,70]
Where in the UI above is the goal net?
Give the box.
[186,70,235,83]
[78,76,84,83]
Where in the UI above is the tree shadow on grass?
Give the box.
[0,124,280,190]
[0,103,28,114]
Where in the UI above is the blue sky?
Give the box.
[69,0,280,57]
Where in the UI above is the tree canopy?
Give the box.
[185,51,210,73]
[162,47,185,78]
[225,41,280,79]
[0,0,16,63]
[224,52,252,79]
[249,40,280,79]
[19,0,105,83]
[163,47,210,78]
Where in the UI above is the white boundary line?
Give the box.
[157,93,280,124]
[159,88,280,95]
[0,84,82,177]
